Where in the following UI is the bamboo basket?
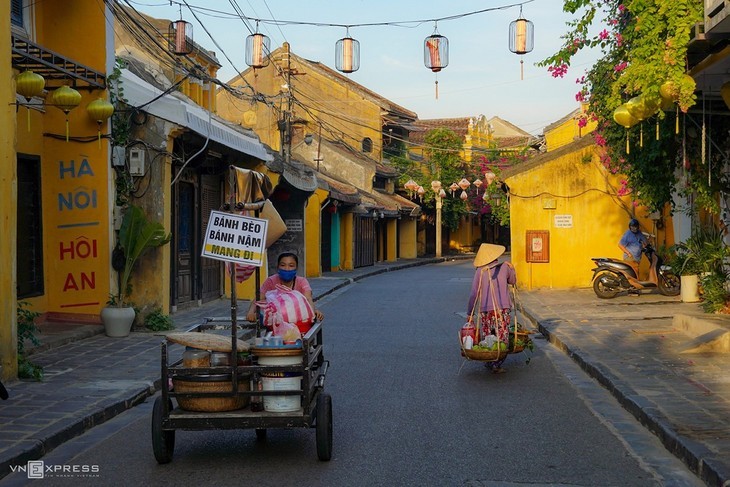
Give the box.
[173,374,250,412]
[459,331,509,362]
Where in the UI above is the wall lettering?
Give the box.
[62,272,96,291]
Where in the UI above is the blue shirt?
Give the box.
[619,229,647,261]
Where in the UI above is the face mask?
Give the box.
[278,269,297,282]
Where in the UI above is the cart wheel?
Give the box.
[316,393,332,461]
[152,396,175,464]
[255,428,267,441]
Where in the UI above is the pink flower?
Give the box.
[614,61,628,72]
[577,117,588,128]
[548,63,569,78]
[615,33,623,46]
[575,92,585,102]
[599,29,609,40]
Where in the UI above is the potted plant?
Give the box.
[101,205,171,337]
[670,225,730,304]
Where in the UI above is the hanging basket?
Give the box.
[459,331,509,362]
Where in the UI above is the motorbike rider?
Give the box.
[618,218,648,280]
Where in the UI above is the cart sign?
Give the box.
[202,210,268,266]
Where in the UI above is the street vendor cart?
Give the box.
[151,167,332,464]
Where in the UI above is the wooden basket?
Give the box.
[173,374,250,412]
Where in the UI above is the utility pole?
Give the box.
[278,43,293,164]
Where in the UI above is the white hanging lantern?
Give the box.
[473,178,483,194]
[430,180,442,192]
[484,171,496,185]
[460,190,468,201]
[336,31,360,73]
[246,32,270,69]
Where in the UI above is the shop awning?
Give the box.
[366,190,421,217]
[120,69,272,162]
[316,172,361,205]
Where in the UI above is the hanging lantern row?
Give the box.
[405,170,501,200]
[14,70,114,143]
[234,10,534,84]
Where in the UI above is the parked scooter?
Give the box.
[591,242,681,298]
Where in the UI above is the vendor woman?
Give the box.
[246,252,324,322]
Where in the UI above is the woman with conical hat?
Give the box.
[467,243,516,373]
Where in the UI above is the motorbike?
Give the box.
[591,242,681,298]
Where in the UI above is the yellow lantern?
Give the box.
[52,86,82,142]
[16,70,45,131]
[87,98,115,146]
[613,104,638,154]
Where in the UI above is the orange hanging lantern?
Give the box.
[449,182,459,196]
[472,178,483,194]
[15,70,45,132]
[424,23,448,99]
[416,185,425,202]
[336,30,360,74]
[430,180,442,192]
[458,178,471,191]
[246,32,270,69]
[509,8,534,80]
[51,85,81,142]
[169,19,193,55]
[484,170,496,186]
[86,97,115,147]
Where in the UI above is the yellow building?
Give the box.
[217,42,421,276]
[3,0,115,379]
[503,107,673,289]
[408,115,536,255]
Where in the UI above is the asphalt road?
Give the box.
[2,260,704,487]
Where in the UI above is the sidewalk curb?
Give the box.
[520,308,729,487]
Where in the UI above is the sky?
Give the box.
[126,0,603,136]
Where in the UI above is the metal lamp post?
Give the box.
[431,181,443,258]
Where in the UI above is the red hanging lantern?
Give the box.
[424,24,448,99]
[509,8,534,80]
[246,32,270,69]
[336,30,360,73]
[169,20,193,55]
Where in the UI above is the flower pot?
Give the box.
[100,306,136,337]
[680,275,700,303]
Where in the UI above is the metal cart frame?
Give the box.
[151,317,331,463]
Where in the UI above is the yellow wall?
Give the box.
[16,1,111,322]
[2,0,17,379]
[305,190,325,277]
[545,104,598,152]
[398,218,418,258]
[505,142,671,289]
[386,219,397,262]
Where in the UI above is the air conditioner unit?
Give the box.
[129,148,146,176]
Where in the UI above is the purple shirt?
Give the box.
[467,262,516,314]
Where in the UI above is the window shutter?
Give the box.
[11,0,24,27]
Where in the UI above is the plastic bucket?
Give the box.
[261,375,302,412]
[257,354,302,366]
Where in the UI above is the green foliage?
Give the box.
[538,0,706,211]
[16,301,43,381]
[700,270,730,313]
[672,225,730,276]
[108,58,130,148]
[115,205,172,307]
[144,308,174,331]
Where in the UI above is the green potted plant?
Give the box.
[101,205,171,337]
[670,225,730,305]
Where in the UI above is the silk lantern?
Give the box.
[508,8,534,80]
[169,20,193,55]
[86,97,114,147]
[424,25,449,99]
[52,86,82,142]
[613,104,638,154]
[336,32,360,73]
[15,70,45,131]
[246,32,270,69]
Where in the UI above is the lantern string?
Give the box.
[675,106,679,134]
[520,59,524,81]
[186,0,537,28]
[626,129,630,154]
[639,124,643,148]
[656,118,659,140]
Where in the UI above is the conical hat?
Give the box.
[474,243,506,267]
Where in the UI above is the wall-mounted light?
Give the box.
[51,85,82,142]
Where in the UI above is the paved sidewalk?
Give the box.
[519,289,730,487]
[1,256,729,486]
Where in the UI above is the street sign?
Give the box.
[201,210,268,266]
